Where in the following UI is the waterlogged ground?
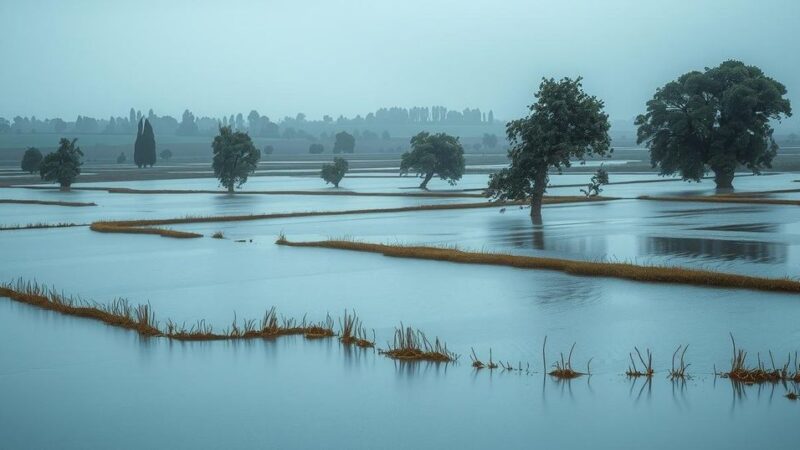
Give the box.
[1,172,800,449]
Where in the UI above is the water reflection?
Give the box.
[642,236,787,263]
[392,360,452,379]
[628,377,653,404]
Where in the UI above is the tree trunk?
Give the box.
[712,166,734,190]
[60,183,70,192]
[529,167,548,222]
[227,184,234,193]
[419,172,434,190]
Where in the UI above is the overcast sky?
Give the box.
[1,0,798,129]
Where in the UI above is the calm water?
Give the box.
[1,173,799,449]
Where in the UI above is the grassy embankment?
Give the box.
[274,238,800,293]
[0,199,96,206]
[89,196,615,238]
[638,195,800,206]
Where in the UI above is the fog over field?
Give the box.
[1,0,798,132]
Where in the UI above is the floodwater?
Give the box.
[1,172,799,449]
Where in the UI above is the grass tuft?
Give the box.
[669,345,691,380]
[379,324,457,362]
[720,334,799,383]
[626,347,654,377]
[338,310,375,348]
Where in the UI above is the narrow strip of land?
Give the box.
[0,198,97,207]
[0,222,85,231]
[638,195,800,206]
[275,238,800,293]
[89,196,617,238]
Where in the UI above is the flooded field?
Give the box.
[2,171,799,449]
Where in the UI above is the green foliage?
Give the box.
[333,131,355,154]
[116,152,126,164]
[482,133,498,149]
[400,131,465,189]
[212,127,261,192]
[160,149,173,160]
[580,165,609,197]
[21,147,42,173]
[39,138,83,190]
[321,157,349,187]
[133,118,144,167]
[309,143,324,154]
[487,77,611,218]
[636,60,792,189]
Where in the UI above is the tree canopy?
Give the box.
[636,60,792,189]
[321,157,349,188]
[39,138,83,191]
[133,118,156,167]
[21,147,43,173]
[212,126,261,192]
[400,131,465,189]
[160,149,173,160]
[487,77,611,220]
[309,143,324,154]
[482,133,498,149]
[333,131,355,154]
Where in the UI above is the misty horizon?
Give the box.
[2,0,798,132]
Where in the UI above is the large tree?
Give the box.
[400,131,465,189]
[487,77,611,221]
[133,118,144,167]
[333,131,355,154]
[142,119,156,166]
[321,157,349,188]
[636,60,792,190]
[21,147,43,173]
[212,126,261,193]
[39,138,83,191]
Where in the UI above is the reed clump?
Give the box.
[338,310,375,348]
[212,231,225,239]
[90,221,203,238]
[626,347,654,377]
[720,334,799,383]
[543,337,590,379]
[380,325,457,362]
[275,239,800,293]
[669,345,690,380]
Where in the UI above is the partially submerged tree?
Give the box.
[580,165,609,197]
[487,77,611,221]
[636,60,792,190]
[333,131,355,154]
[321,157,349,187]
[39,138,83,191]
[400,131,465,189]
[21,147,43,173]
[212,126,261,193]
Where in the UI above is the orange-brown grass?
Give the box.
[89,196,613,239]
[543,337,590,379]
[626,347,654,377]
[669,345,691,380]
[0,222,83,231]
[0,198,96,207]
[275,239,800,293]
[90,221,203,238]
[638,195,800,206]
[0,279,161,336]
[720,334,798,383]
[470,347,485,369]
[379,325,457,362]
[338,310,375,348]
[0,280,336,342]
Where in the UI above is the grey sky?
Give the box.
[1,0,798,129]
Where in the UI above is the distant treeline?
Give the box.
[0,106,498,141]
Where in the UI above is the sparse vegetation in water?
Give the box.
[719,334,800,384]
[543,337,590,379]
[338,310,375,348]
[380,325,457,362]
[626,347,654,378]
[668,345,690,380]
[274,238,800,293]
[211,231,225,239]
[0,222,83,231]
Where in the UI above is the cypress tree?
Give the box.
[143,119,156,166]
[133,118,144,167]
